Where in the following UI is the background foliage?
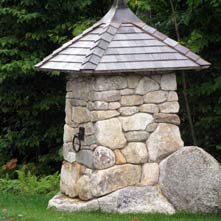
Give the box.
[0,0,220,177]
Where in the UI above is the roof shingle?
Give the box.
[35,0,211,73]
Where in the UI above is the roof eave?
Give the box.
[35,64,210,74]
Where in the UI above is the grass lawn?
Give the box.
[0,193,221,221]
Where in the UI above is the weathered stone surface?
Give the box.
[76,175,93,201]
[121,95,143,106]
[135,77,160,95]
[93,76,127,91]
[122,143,148,164]
[114,149,126,165]
[76,150,94,169]
[89,144,98,151]
[91,164,141,198]
[125,131,149,142]
[93,146,115,169]
[60,161,82,198]
[144,91,168,104]
[119,107,139,116]
[82,168,93,176]
[139,104,159,113]
[71,99,87,107]
[168,91,178,101]
[146,123,158,132]
[91,110,120,121]
[128,75,141,88]
[99,186,175,214]
[119,113,153,131]
[66,92,73,99]
[72,107,91,124]
[151,75,161,84]
[120,89,134,95]
[141,163,159,186]
[63,143,76,163]
[154,113,181,125]
[48,193,99,212]
[83,135,96,146]
[65,99,72,125]
[82,122,94,136]
[66,80,72,92]
[159,102,180,113]
[48,187,175,214]
[88,101,108,111]
[63,124,77,143]
[161,74,177,90]
[147,123,184,162]
[160,146,221,213]
[92,90,120,102]
[72,78,92,101]
[109,102,121,110]
[95,118,126,149]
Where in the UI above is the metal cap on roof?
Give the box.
[35,0,211,73]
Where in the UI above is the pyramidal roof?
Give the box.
[35,0,211,73]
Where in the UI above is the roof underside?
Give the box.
[35,0,210,73]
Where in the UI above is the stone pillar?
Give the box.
[61,73,184,201]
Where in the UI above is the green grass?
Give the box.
[0,193,221,221]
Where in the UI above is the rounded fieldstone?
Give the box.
[76,175,93,201]
[147,123,184,162]
[139,104,159,113]
[119,113,153,131]
[128,75,142,88]
[95,118,126,149]
[91,110,120,121]
[120,88,134,95]
[93,76,127,91]
[135,77,160,95]
[60,161,83,198]
[93,146,115,169]
[160,146,221,213]
[91,164,141,198]
[146,123,158,132]
[63,143,76,163]
[122,142,148,164]
[159,102,180,114]
[63,125,78,143]
[154,113,181,125]
[72,107,91,124]
[99,186,175,214]
[121,95,143,106]
[141,163,159,186]
[109,102,121,110]
[92,90,121,102]
[144,91,168,104]
[168,91,178,101]
[119,107,139,116]
[48,193,99,212]
[125,131,149,142]
[48,186,175,214]
[161,74,177,90]
[88,101,108,110]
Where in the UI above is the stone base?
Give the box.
[48,186,175,214]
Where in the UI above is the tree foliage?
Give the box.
[0,0,220,175]
[0,0,112,174]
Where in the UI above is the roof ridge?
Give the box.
[80,23,120,71]
[134,23,210,68]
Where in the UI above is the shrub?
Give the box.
[0,167,60,195]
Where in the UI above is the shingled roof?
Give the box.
[35,0,211,73]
